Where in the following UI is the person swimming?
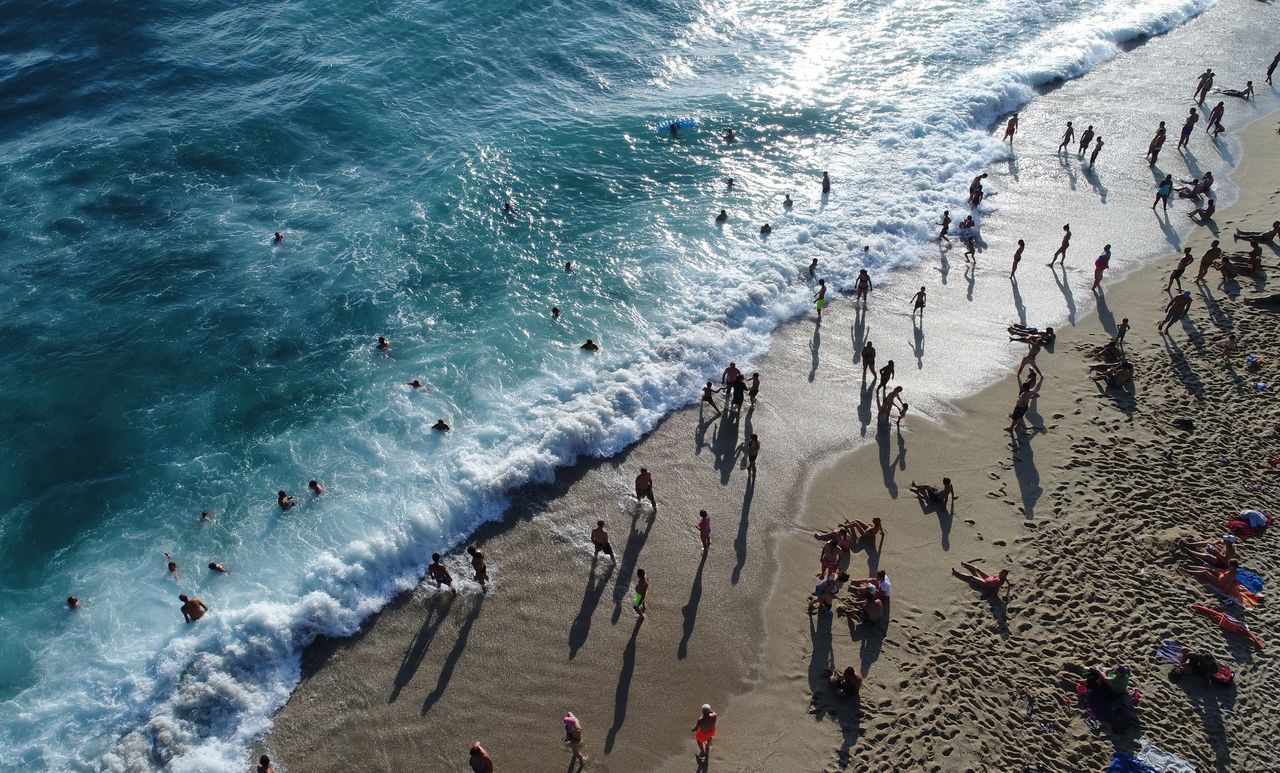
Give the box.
[715,209,728,223]
[408,379,424,388]
[208,562,228,573]
[277,490,296,510]
[551,306,561,320]
[581,339,600,351]
[723,128,735,143]
[760,223,772,235]
[272,232,284,244]
[432,419,451,431]
[783,193,793,208]
[309,479,325,496]
[377,336,390,351]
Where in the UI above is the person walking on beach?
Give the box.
[968,173,987,208]
[1207,101,1226,139]
[821,171,831,194]
[814,279,827,320]
[1076,125,1095,158]
[467,546,490,591]
[1147,121,1166,165]
[1153,174,1174,212]
[693,704,718,761]
[1091,244,1111,292]
[861,341,877,382]
[1057,121,1074,153]
[632,568,649,618]
[748,372,760,406]
[855,269,873,308]
[469,743,495,773]
[563,712,585,768]
[1269,51,1279,85]
[1007,386,1039,433]
[179,594,208,623]
[1010,239,1025,278]
[1017,338,1044,381]
[878,386,905,426]
[746,434,760,474]
[936,210,952,244]
[1116,318,1130,347]
[1003,113,1018,143]
[700,381,722,417]
[1193,68,1214,103]
[592,520,615,563]
[1177,108,1198,150]
[697,510,711,551]
[429,553,455,590]
[1194,241,1222,283]
[1158,291,1193,333]
[1049,224,1071,266]
[1087,135,1104,167]
[721,361,741,387]
[878,360,895,392]
[910,286,927,318]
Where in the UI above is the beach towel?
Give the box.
[1225,512,1271,539]
[1105,751,1157,773]
[1155,639,1189,665]
[1237,568,1264,594]
[1201,577,1264,610]
[1137,737,1197,773]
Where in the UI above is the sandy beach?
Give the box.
[263,42,1280,773]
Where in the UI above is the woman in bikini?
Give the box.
[910,477,956,507]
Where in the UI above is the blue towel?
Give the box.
[1238,568,1264,594]
[1106,751,1158,773]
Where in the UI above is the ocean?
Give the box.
[0,0,1274,768]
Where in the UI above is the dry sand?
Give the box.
[264,113,1280,773]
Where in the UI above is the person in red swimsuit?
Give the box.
[953,561,1012,597]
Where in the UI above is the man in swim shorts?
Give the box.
[1157,292,1192,333]
[179,594,208,623]
[692,704,718,760]
[591,520,615,562]
[1177,108,1198,150]
[429,553,454,589]
[1057,121,1074,153]
[814,279,827,320]
[635,468,656,509]
[1007,386,1039,432]
[633,568,648,618]
[910,287,926,317]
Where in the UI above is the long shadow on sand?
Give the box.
[611,506,655,624]
[569,561,614,659]
[732,473,756,584]
[678,551,707,659]
[876,424,904,499]
[809,323,822,382]
[605,618,643,753]
[807,612,863,768]
[389,591,456,703]
[1052,264,1077,325]
[712,410,743,485]
[912,490,953,550]
[419,597,482,716]
[1174,676,1237,772]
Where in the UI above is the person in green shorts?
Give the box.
[814,279,827,320]
[633,568,649,619]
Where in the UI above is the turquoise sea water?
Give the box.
[0,0,1265,767]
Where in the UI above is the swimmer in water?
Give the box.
[67,596,79,609]
[551,307,560,320]
[208,562,228,573]
[179,594,208,623]
[165,552,180,580]
[715,209,728,223]
[669,122,679,138]
[377,336,390,351]
[564,261,573,273]
[760,223,772,235]
[432,419,451,431]
[273,232,284,244]
[726,178,735,189]
[278,490,296,510]
[309,479,325,496]
[724,128,736,143]
[503,200,514,215]
[783,193,793,208]
[199,511,212,522]
[581,339,600,351]
[429,553,454,589]
[821,171,830,194]
[807,258,818,277]
[408,379,424,388]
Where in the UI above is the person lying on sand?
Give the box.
[825,665,862,697]
[1234,221,1280,244]
[839,584,885,625]
[1089,361,1134,389]
[952,561,1013,597]
[1092,340,1123,363]
[1178,535,1238,569]
[812,526,853,551]
[910,478,956,506]
[840,517,885,545]
[1182,559,1240,590]
[1008,324,1054,345]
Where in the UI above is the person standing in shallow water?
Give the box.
[1003,113,1018,143]
[1010,239,1025,278]
[814,279,827,320]
[861,340,877,382]
[821,171,831,194]
[635,467,656,509]
[1147,121,1166,165]
[1092,244,1111,291]
[1049,224,1071,266]
[1057,121,1074,153]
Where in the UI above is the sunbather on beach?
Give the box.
[812,526,854,551]
[1179,535,1238,568]
[1089,361,1134,389]
[1234,221,1280,243]
[826,665,862,697]
[952,561,1013,597]
[1182,560,1243,595]
[910,477,956,506]
[842,517,885,544]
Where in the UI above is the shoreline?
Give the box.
[263,20,1280,773]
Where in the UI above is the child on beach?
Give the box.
[633,568,649,618]
[697,510,711,551]
[897,402,908,427]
